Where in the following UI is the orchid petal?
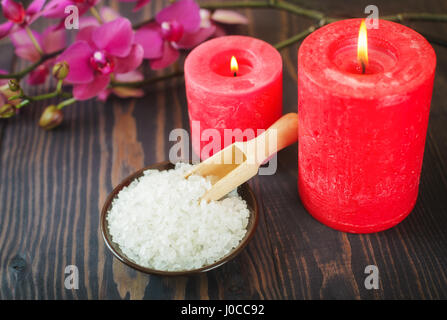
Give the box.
[58,41,94,84]
[27,64,49,85]
[134,24,164,59]
[14,44,41,62]
[42,25,66,54]
[149,42,179,70]
[92,17,133,57]
[156,0,200,33]
[42,0,71,18]
[199,9,212,28]
[75,25,96,47]
[73,74,110,100]
[26,0,46,16]
[97,89,111,102]
[176,25,216,49]
[114,44,144,74]
[114,70,144,82]
[1,0,25,23]
[211,10,249,25]
[0,21,14,39]
[10,29,43,62]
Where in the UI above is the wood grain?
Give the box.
[1,0,447,299]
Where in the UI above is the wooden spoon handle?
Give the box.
[248,113,299,164]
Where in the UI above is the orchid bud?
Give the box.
[1,0,26,24]
[39,105,63,130]
[52,61,70,80]
[0,104,15,118]
[8,79,20,92]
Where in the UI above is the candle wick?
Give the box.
[233,72,237,77]
[361,61,366,74]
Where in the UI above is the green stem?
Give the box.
[25,26,44,56]
[0,50,63,80]
[16,99,30,109]
[273,0,324,20]
[274,23,320,50]
[29,91,60,101]
[90,6,103,24]
[9,89,72,102]
[56,97,76,110]
[200,0,273,10]
[383,13,447,23]
[56,79,63,94]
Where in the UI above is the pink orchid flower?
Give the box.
[58,17,143,100]
[10,25,66,84]
[119,0,150,12]
[0,0,45,39]
[43,0,100,19]
[134,0,215,70]
[97,70,144,101]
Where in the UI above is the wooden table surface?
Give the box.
[1,0,447,300]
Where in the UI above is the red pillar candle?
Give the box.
[185,35,282,159]
[298,19,436,233]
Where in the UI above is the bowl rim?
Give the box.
[100,161,259,276]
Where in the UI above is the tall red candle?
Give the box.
[298,19,436,233]
[185,36,282,160]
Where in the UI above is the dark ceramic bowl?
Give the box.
[100,161,259,276]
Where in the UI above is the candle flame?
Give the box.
[230,56,238,76]
[357,19,368,71]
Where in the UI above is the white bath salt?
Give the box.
[107,162,250,271]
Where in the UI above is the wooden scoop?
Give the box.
[185,113,298,202]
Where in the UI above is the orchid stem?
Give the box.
[9,89,72,102]
[0,50,63,80]
[274,24,319,50]
[56,80,63,94]
[25,26,44,56]
[382,13,447,23]
[56,97,76,110]
[90,7,103,24]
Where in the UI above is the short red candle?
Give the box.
[298,19,436,233]
[185,35,282,159]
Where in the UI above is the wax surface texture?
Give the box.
[185,36,282,159]
[298,19,436,233]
